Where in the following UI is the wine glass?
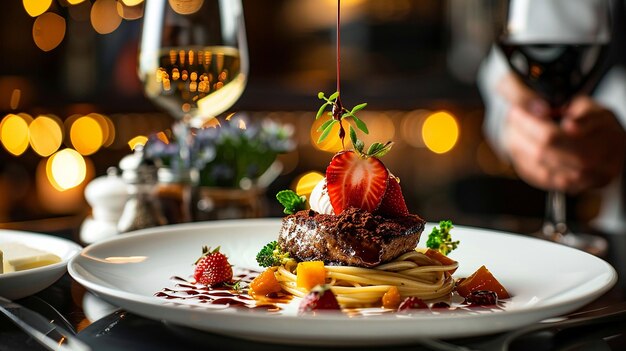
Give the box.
[138,0,248,221]
[497,0,611,254]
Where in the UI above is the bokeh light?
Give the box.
[23,0,53,17]
[310,117,343,153]
[29,115,63,157]
[422,111,459,154]
[47,148,87,191]
[121,0,145,5]
[169,0,204,15]
[116,1,144,20]
[400,109,430,148]
[294,171,324,197]
[67,0,87,4]
[38,156,93,213]
[358,112,395,146]
[128,135,148,150]
[1,114,30,156]
[32,12,66,52]
[70,115,103,155]
[88,113,115,147]
[91,0,123,34]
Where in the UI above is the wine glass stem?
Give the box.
[175,121,196,223]
[544,190,568,237]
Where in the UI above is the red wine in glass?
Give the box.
[498,43,608,110]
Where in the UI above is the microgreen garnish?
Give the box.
[225,280,245,292]
[316,91,369,146]
[276,190,307,215]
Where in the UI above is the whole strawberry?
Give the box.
[298,285,341,313]
[193,246,233,286]
[375,174,409,218]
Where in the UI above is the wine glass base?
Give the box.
[535,226,608,256]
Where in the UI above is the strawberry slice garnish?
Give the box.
[194,246,233,286]
[326,150,389,214]
[375,174,409,217]
[298,285,341,313]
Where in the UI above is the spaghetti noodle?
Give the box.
[274,250,457,307]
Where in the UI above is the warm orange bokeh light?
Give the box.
[70,116,104,155]
[422,111,459,154]
[91,0,123,34]
[168,0,204,15]
[46,149,87,191]
[310,117,343,153]
[29,115,63,157]
[23,0,53,17]
[128,135,148,150]
[32,12,66,52]
[294,171,324,197]
[116,1,144,20]
[0,114,30,156]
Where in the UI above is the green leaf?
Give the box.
[351,103,367,114]
[329,91,339,101]
[367,142,384,155]
[370,141,393,158]
[318,92,325,99]
[350,113,369,134]
[316,103,329,119]
[276,190,307,215]
[317,120,337,143]
[349,125,358,147]
[317,118,335,132]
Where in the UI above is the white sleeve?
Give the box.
[590,66,626,234]
[477,46,512,161]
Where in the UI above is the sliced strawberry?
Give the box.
[298,285,341,313]
[375,174,409,218]
[325,150,389,214]
[194,246,233,286]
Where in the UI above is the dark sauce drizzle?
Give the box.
[154,269,291,312]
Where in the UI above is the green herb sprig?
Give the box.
[316,91,369,144]
[276,190,307,215]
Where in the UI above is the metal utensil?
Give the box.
[0,296,91,351]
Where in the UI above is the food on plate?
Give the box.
[0,242,61,274]
[193,246,233,286]
[455,265,510,299]
[252,94,469,309]
[299,285,341,313]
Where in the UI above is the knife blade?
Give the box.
[0,296,91,351]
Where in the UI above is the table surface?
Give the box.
[2,227,626,351]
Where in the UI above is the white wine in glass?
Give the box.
[138,0,248,220]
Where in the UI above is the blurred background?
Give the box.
[0,0,599,236]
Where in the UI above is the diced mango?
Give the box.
[296,261,326,290]
[382,286,401,309]
[456,265,510,299]
[249,268,282,298]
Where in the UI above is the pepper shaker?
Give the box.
[117,144,167,233]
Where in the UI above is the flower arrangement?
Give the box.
[144,115,295,189]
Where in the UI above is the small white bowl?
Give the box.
[0,230,82,300]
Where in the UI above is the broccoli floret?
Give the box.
[426,220,459,256]
[256,241,290,268]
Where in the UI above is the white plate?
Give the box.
[0,230,83,300]
[68,220,617,345]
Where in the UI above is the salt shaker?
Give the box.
[117,144,167,233]
[80,167,127,244]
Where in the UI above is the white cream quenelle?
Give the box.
[309,178,335,215]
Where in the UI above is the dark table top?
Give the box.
[2,228,626,351]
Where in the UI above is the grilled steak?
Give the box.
[278,207,425,268]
